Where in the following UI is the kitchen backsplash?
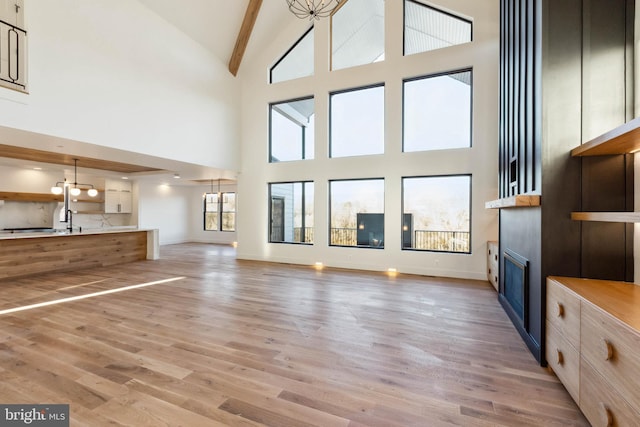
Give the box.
[0,201,58,229]
[1,201,133,230]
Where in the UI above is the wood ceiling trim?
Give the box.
[0,144,162,174]
[229,0,263,76]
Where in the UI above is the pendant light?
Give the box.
[51,159,99,197]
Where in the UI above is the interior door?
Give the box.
[270,197,284,242]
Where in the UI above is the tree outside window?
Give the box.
[204,192,235,232]
[330,179,384,248]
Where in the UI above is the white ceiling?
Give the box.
[137,0,294,68]
[1,2,299,185]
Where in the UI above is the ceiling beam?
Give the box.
[229,0,263,76]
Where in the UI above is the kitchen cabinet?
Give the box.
[104,179,132,213]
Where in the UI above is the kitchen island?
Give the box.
[0,228,159,281]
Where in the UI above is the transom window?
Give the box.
[270,26,314,84]
[403,70,472,152]
[331,0,384,70]
[404,0,472,56]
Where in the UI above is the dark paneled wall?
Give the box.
[498,0,634,364]
[499,0,539,198]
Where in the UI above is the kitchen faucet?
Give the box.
[66,209,82,233]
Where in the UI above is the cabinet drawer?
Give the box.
[580,360,640,427]
[487,241,498,291]
[547,278,581,349]
[545,322,579,403]
[581,302,640,413]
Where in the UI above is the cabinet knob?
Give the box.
[603,339,614,361]
[556,302,564,317]
[556,349,564,365]
[600,402,614,427]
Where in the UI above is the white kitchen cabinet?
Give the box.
[104,179,132,213]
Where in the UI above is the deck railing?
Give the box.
[293,227,314,243]
[414,230,470,253]
[0,19,27,91]
[327,227,470,252]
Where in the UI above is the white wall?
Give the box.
[0,0,240,171]
[137,181,189,245]
[136,181,237,246]
[237,0,500,280]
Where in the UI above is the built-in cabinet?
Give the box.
[494,0,634,365]
[487,241,499,291]
[570,116,640,224]
[546,277,640,426]
[104,179,132,214]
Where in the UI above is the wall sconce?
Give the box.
[51,159,98,197]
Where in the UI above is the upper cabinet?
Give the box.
[104,179,132,214]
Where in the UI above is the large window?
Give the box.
[330,85,385,158]
[402,175,470,253]
[330,179,384,248]
[270,27,314,84]
[270,97,315,162]
[331,0,384,70]
[404,0,472,56]
[403,70,472,152]
[269,182,314,244]
[204,192,236,231]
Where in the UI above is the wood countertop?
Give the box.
[548,276,640,332]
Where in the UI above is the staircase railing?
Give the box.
[0,18,27,91]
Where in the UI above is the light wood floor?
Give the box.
[0,243,588,426]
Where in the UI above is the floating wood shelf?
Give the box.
[0,191,63,203]
[571,116,640,156]
[71,199,105,204]
[571,211,640,223]
[73,210,105,215]
[485,194,541,209]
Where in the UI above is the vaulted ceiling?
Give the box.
[0,2,298,183]
[137,0,293,75]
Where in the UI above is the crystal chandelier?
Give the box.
[286,0,343,20]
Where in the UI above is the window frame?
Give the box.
[403,0,473,57]
[402,68,473,153]
[268,181,314,245]
[269,26,314,84]
[401,174,472,254]
[328,177,385,249]
[329,83,386,159]
[269,96,315,163]
[203,191,236,232]
[221,192,236,232]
